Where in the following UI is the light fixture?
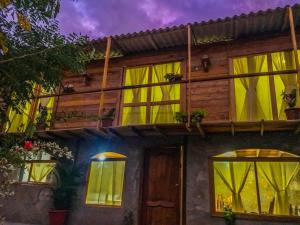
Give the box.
[201,54,211,72]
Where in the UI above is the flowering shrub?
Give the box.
[0,138,73,223]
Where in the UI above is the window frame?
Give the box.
[84,155,127,208]
[16,159,57,185]
[209,154,300,222]
[229,48,297,122]
[119,60,186,125]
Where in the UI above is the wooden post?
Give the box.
[97,36,112,128]
[288,6,300,107]
[187,25,192,127]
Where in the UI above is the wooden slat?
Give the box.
[187,25,192,127]
[97,36,112,128]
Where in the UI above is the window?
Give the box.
[85,152,126,206]
[121,62,181,125]
[232,50,298,121]
[13,152,56,184]
[5,86,55,132]
[212,149,300,218]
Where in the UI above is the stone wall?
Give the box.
[2,132,300,225]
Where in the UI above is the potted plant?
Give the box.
[101,108,115,127]
[35,106,51,130]
[223,206,235,225]
[282,89,300,120]
[175,111,188,123]
[164,73,183,83]
[191,108,207,123]
[49,162,81,225]
[62,84,75,93]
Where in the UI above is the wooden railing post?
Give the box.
[187,25,192,127]
[97,36,112,129]
[288,6,300,107]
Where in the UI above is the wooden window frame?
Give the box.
[119,60,184,125]
[208,156,300,222]
[229,49,298,121]
[17,159,56,185]
[84,157,127,208]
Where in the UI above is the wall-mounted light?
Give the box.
[201,54,210,72]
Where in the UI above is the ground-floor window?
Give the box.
[212,149,300,217]
[13,151,56,184]
[85,152,126,206]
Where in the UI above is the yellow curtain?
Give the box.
[272,51,298,120]
[122,67,148,125]
[234,55,273,121]
[86,161,125,206]
[6,101,32,133]
[150,104,179,124]
[257,162,300,215]
[27,162,56,183]
[214,161,252,212]
[151,62,180,123]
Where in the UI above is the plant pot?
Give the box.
[102,118,113,127]
[285,107,300,120]
[49,210,68,225]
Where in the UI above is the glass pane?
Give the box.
[151,84,180,102]
[28,162,56,183]
[233,55,273,121]
[152,62,181,83]
[123,88,147,103]
[122,106,146,125]
[150,104,179,124]
[214,161,258,214]
[257,162,300,216]
[86,161,126,206]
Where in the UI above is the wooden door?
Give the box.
[142,147,181,225]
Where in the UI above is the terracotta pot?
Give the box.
[102,118,113,127]
[285,108,300,120]
[49,210,68,225]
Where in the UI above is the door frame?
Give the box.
[138,145,185,225]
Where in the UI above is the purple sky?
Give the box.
[58,0,300,39]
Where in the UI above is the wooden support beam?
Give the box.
[196,122,205,138]
[260,119,264,136]
[294,123,300,134]
[187,24,192,127]
[231,121,235,136]
[185,123,192,133]
[288,6,300,107]
[108,128,123,139]
[131,126,145,138]
[97,36,112,129]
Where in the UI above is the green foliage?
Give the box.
[223,207,235,225]
[191,108,207,123]
[175,111,188,123]
[164,73,183,82]
[52,161,82,210]
[0,0,93,124]
[282,89,297,108]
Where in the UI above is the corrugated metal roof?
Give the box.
[92,4,300,58]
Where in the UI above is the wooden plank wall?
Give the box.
[52,34,300,129]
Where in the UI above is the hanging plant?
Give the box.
[191,108,207,123]
[164,73,183,83]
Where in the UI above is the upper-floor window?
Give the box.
[232,50,298,121]
[13,151,56,184]
[5,86,55,133]
[212,149,300,218]
[85,152,126,207]
[121,62,181,125]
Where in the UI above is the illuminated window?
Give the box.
[212,149,300,217]
[121,62,181,125]
[232,50,298,121]
[85,152,126,206]
[13,152,56,184]
[5,86,55,133]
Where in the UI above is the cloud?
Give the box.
[58,0,300,38]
